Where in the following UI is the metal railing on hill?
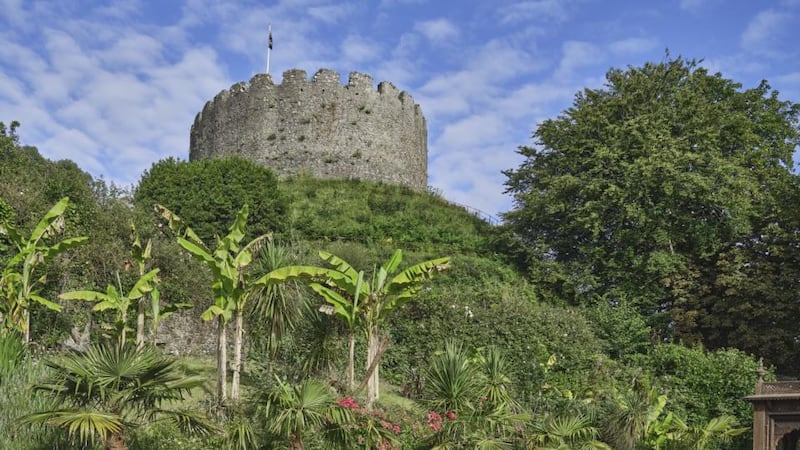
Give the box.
[443,200,502,226]
[426,186,502,226]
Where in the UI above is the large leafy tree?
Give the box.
[503,57,800,338]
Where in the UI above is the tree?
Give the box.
[256,377,350,450]
[422,341,527,449]
[157,204,269,402]
[259,249,450,406]
[529,414,611,450]
[135,157,287,245]
[247,239,307,359]
[129,224,156,349]
[503,56,800,333]
[0,197,87,342]
[673,175,800,372]
[19,342,217,450]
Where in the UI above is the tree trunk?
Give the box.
[22,309,29,344]
[348,331,355,391]
[231,309,243,400]
[120,310,127,346]
[217,315,228,403]
[289,432,304,450]
[136,297,145,349]
[105,430,125,450]
[366,325,380,407]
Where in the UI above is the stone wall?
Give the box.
[189,69,428,190]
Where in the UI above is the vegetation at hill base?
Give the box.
[2,55,799,449]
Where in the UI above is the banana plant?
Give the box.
[157,204,268,403]
[129,223,154,349]
[257,249,450,407]
[0,197,87,343]
[60,269,160,346]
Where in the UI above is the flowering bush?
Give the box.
[334,397,460,449]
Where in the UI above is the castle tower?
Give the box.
[189,69,428,190]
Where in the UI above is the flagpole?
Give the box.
[266,24,272,75]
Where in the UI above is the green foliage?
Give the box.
[503,56,800,335]
[59,269,160,345]
[135,157,286,245]
[259,247,450,405]
[19,342,217,448]
[0,332,24,377]
[0,354,69,450]
[0,133,96,235]
[247,239,307,357]
[0,197,88,341]
[158,203,271,402]
[583,302,651,360]
[672,175,800,373]
[281,177,493,254]
[424,340,481,412]
[388,255,603,404]
[255,377,349,449]
[529,414,610,450]
[635,344,758,428]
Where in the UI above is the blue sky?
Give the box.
[1,0,799,218]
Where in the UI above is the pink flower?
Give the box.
[337,397,358,409]
[427,411,442,422]
[427,411,443,431]
[445,411,457,420]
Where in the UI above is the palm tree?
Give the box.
[602,382,665,450]
[257,377,350,450]
[671,415,747,450]
[425,339,481,412]
[423,341,528,449]
[19,342,217,450]
[529,414,611,450]
[247,238,307,359]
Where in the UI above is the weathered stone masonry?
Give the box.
[189,68,428,190]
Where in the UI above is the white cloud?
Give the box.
[556,41,604,78]
[498,0,573,24]
[414,19,459,43]
[0,72,27,103]
[308,4,354,23]
[341,35,382,64]
[609,37,659,55]
[435,114,513,151]
[741,9,793,56]
[99,33,164,70]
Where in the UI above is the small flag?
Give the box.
[268,26,273,50]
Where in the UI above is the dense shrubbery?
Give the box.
[135,157,287,245]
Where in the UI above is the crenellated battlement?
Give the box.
[189,68,428,190]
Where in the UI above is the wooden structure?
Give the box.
[745,360,800,449]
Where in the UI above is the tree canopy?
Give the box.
[135,157,287,245]
[503,57,800,370]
